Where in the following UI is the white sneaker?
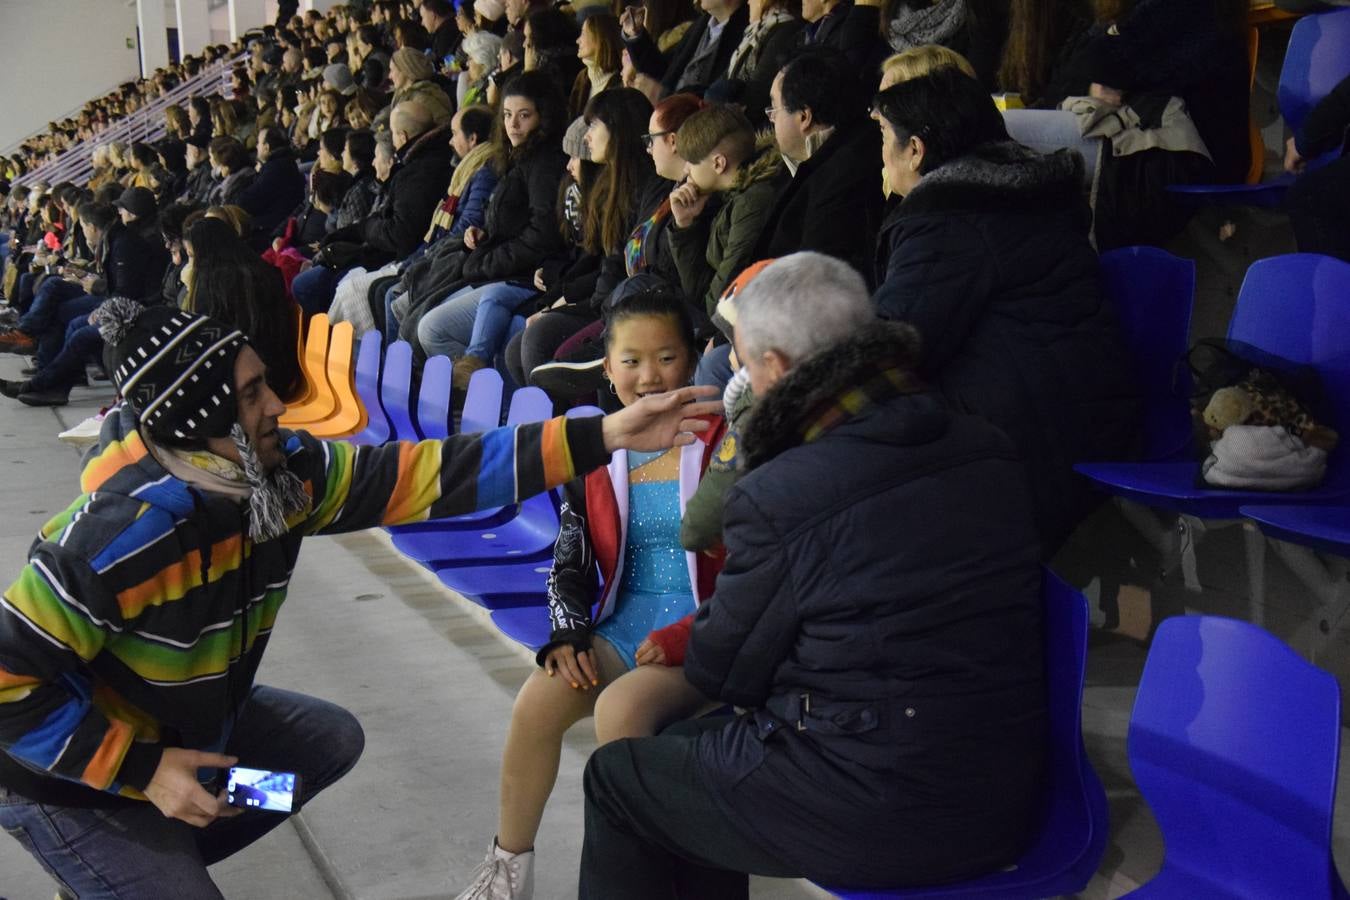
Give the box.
[454,839,535,900]
[59,410,108,446]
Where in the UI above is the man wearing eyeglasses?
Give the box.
[754,48,883,287]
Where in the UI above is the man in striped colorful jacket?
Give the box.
[0,302,718,897]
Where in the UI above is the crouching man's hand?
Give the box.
[144,748,243,827]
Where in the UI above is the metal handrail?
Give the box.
[14,53,246,190]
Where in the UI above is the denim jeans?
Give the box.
[0,685,364,899]
[416,283,536,361]
[20,277,86,336]
[290,265,345,316]
[29,320,104,392]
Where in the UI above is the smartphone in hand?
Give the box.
[224,766,301,813]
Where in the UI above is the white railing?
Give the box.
[14,53,247,190]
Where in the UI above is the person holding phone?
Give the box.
[0,301,719,898]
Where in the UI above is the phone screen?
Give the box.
[225,766,299,813]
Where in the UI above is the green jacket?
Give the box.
[669,143,786,330]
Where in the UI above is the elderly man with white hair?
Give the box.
[576,252,1049,898]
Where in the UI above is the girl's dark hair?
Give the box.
[345,129,376,170]
[602,284,697,356]
[526,9,579,53]
[582,88,655,255]
[189,96,211,119]
[77,201,119,232]
[872,67,1008,175]
[494,71,568,175]
[185,217,301,398]
[636,0,694,45]
[320,127,349,160]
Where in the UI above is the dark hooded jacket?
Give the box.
[238,145,306,246]
[873,141,1140,552]
[684,323,1047,888]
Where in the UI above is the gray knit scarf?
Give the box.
[229,422,311,543]
[886,0,967,52]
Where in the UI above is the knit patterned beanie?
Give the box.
[96,300,246,440]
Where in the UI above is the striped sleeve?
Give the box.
[0,550,161,793]
[298,415,609,536]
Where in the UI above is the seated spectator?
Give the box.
[292,99,453,315]
[207,136,257,206]
[800,0,884,70]
[569,11,624,119]
[334,129,380,230]
[423,0,462,59]
[872,68,1139,552]
[165,103,192,140]
[0,202,195,408]
[720,0,803,122]
[188,95,213,144]
[154,139,189,202]
[0,201,165,370]
[1284,71,1350,262]
[113,187,164,252]
[879,41,974,90]
[754,48,882,282]
[579,252,1048,896]
[525,9,584,89]
[455,289,719,900]
[623,0,748,95]
[513,92,707,397]
[389,47,454,126]
[183,133,218,203]
[667,104,785,384]
[128,142,169,192]
[853,0,1005,87]
[239,126,307,248]
[1032,0,1250,185]
[460,30,505,107]
[399,72,569,362]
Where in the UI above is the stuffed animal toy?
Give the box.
[1201,370,1339,452]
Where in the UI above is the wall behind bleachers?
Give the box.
[0,0,142,152]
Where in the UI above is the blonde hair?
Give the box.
[878,45,977,91]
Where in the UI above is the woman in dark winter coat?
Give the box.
[579,254,1047,896]
[332,129,381,231]
[397,72,571,359]
[872,68,1139,553]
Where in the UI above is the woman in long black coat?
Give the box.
[872,68,1140,553]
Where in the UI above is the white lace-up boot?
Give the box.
[454,838,535,900]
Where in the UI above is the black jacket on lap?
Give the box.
[361,125,455,264]
[685,324,1047,888]
[752,118,882,284]
[461,144,569,284]
[873,141,1140,552]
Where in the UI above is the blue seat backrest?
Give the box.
[1228,253,1350,436]
[418,355,453,440]
[380,340,420,442]
[1279,9,1350,136]
[1128,615,1342,896]
[461,368,505,434]
[1099,247,1196,460]
[507,386,555,426]
[353,330,390,444]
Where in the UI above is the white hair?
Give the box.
[463,31,503,68]
[734,252,875,362]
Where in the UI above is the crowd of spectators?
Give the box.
[0,0,1347,897]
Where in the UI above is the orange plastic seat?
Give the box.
[280,314,336,425]
[304,322,369,439]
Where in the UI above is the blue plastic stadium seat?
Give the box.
[1075,254,1350,516]
[1240,504,1350,558]
[417,354,454,440]
[349,331,391,446]
[437,554,555,609]
[490,605,553,651]
[1098,247,1196,461]
[820,570,1108,899]
[1122,615,1347,898]
[1169,9,1350,207]
[461,367,505,435]
[379,340,419,442]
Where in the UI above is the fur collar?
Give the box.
[742,322,924,470]
[734,136,786,191]
[897,140,1084,218]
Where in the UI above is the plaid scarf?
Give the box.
[801,364,914,446]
